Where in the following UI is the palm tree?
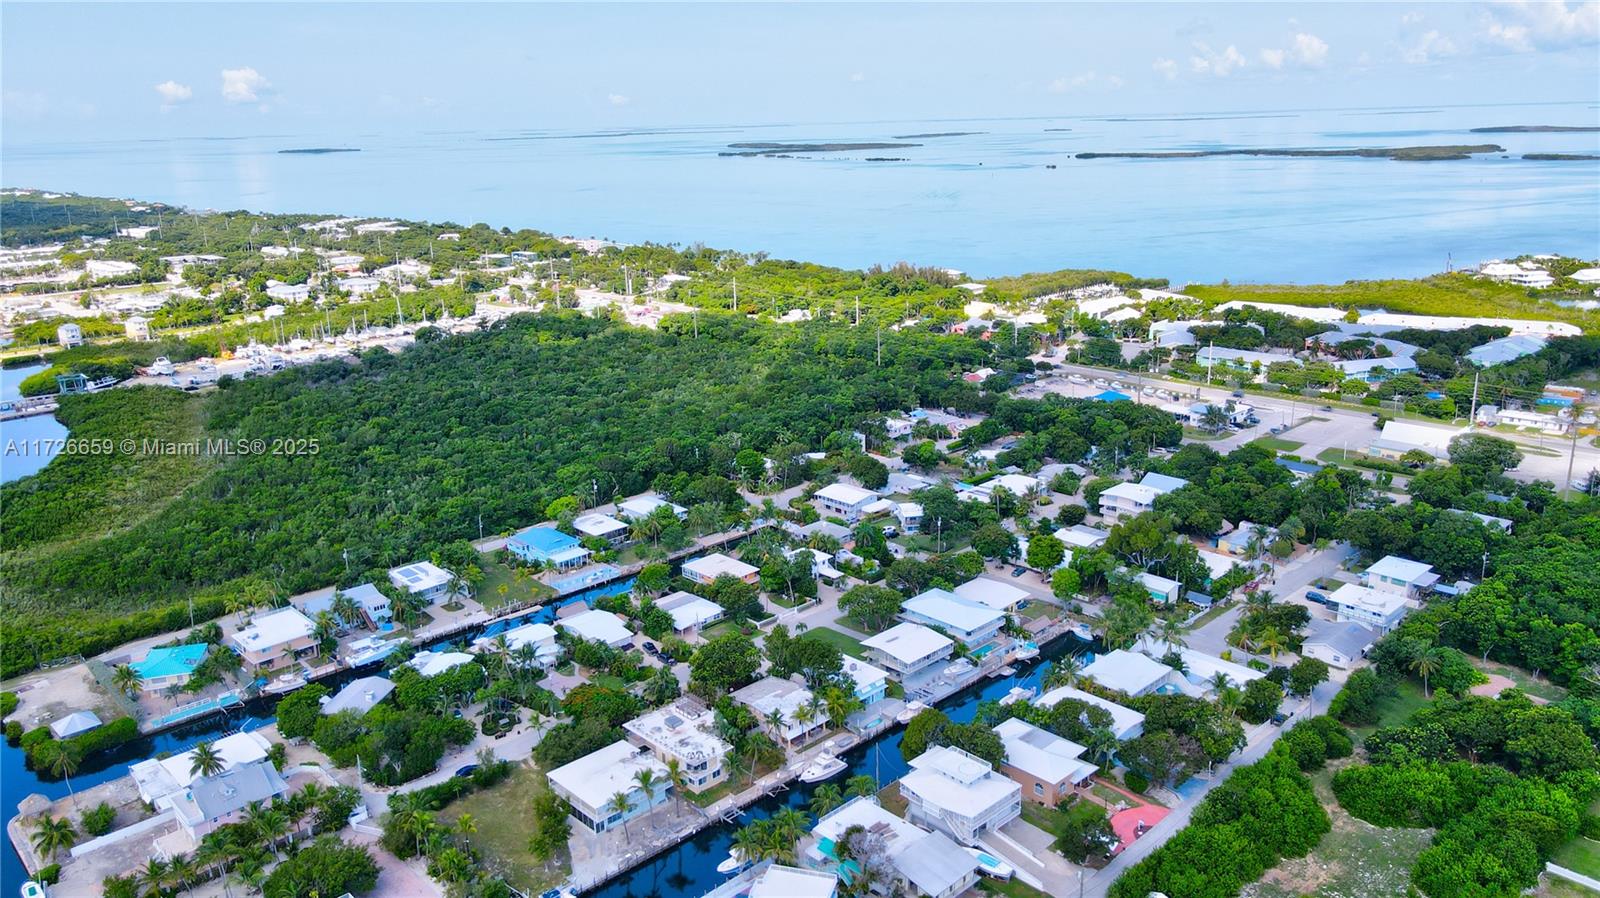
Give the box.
[137,857,170,897]
[664,758,688,818]
[44,743,79,807]
[1245,589,1276,611]
[1043,654,1084,691]
[1085,726,1120,768]
[112,663,142,699]
[822,689,862,730]
[608,792,634,843]
[244,802,289,858]
[1410,644,1446,697]
[730,822,766,866]
[809,784,844,817]
[1256,626,1287,660]
[29,815,75,863]
[331,591,362,631]
[764,708,789,746]
[167,852,198,896]
[189,740,225,778]
[1157,617,1190,653]
[793,703,818,743]
[770,807,810,861]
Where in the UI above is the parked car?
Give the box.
[1093,378,1109,387]
[1010,566,1027,577]
[642,641,659,656]
[1068,374,1087,384]
[1231,390,1245,398]
[1320,405,1334,411]
[882,526,899,538]
[1270,711,1291,726]
[1305,590,1328,605]
[1142,386,1156,395]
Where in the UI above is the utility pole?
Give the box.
[1563,400,1583,499]
[1468,371,1480,425]
[1205,339,1214,387]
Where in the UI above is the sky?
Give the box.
[3,2,1599,143]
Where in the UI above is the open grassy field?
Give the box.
[1553,835,1600,879]
[1243,765,1434,898]
[476,556,557,611]
[803,626,868,659]
[441,762,570,894]
[1536,874,1600,898]
[1251,436,1306,453]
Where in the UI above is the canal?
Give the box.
[1,362,67,484]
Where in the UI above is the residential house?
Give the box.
[124,316,151,341]
[546,740,671,833]
[732,677,825,746]
[472,622,560,667]
[573,512,631,546]
[1275,459,1322,481]
[320,676,396,716]
[56,322,83,348]
[129,644,209,691]
[1035,685,1145,740]
[1330,357,1420,382]
[895,502,924,533]
[1098,482,1162,520]
[405,650,476,678]
[85,259,138,279]
[1301,620,1380,670]
[506,526,592,570]
[1368,421,1467,461]
[861,623,955,678]
[839,657,890,706]
[1467,334,1548,368]
[1328,583,1411,633]
[900,589,1005,647]
[899,745,1023,845]
[387,560,456,604]
[682,552,760,586]
[805,797,978,898]
[1362,555,1438,598]
[340,582,393,628]
[1145,643,1265,692]
[229,607,318,672]
[1081,649,1182,697]
[623,700,732,792]
[968,473,1041,502]
[559,609,636,648]
[1137,571,1183,604]
[169,760,291,842]
[994,718,1098,807]
[1217,521,1275,556]
[814,483,880,521]
[264,281,311,303]
[952,576,1029,613]
[617,494,687,522]
[1138,472,1190,494]
[1056,524,1110,551]
[656,591,724,635]
[132,732,272,807]
[49,711,101,739]
[784,546,846,584]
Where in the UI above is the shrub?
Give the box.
[1123,770,1149,793]
[0,692,18,716]
[81,802,116,836]
[36,864,60,885]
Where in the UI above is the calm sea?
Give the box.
[4,103,1598,284]
[0,363,66,484]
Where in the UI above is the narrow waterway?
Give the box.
[0,362,67,484]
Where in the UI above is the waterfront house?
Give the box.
[129,644,209,692]
[1081,649,1181,697]
[622,700,731,792]
[132,732,273,806]
[340,582,393,628]
[952,576,1029,613]
[406,650,476,678]
[229,607,318,672]
[805,796,978,898]
[506,526,592,570]
[169,759,291,842]
[732,677,825,746]
[387,560,456,604]
[56,322,82,347]
[1361,555,1438,598]
[1035,685,1145,740]
[900,589,1005,647]
[813,483,880,521]
[617,494,687,522]
[1328,583,1411,633]
[861,623,954,678]
[1301,620,1380,670]
[899,745,1023,845]
[839,657,890,706]
[320,676,395,716]
[994,718,1098,807]
[682,552,760,586]
[546,740,671,833]
[655,591,724,635]
[559,608,636,648]
[124,316,151,341]
[573,512,631,546]
[472,622,560,667]
[1140,642,1264,692]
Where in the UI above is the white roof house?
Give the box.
[574,512,631,542]
[806,797,978,898]
[229,607,315,662]
[131,731,272,805]
[952,576,1029,612]
[1137,571,1183,604]
[1467,334,1548,368]
[1302,620,1380,669]
[972,473,1041,500]
[617,494,687,521]
[1328,582,1412,632]
[839,657,891,704]
[731,677,823,745]
[861,622,955,676]
[559,609,636,648]
[901,589,1006,646]
[320,676,396,716]
[387,561,455,601]
[682,552,760,585]
[1362,555,1438,596]
[747,865,838,898]
[1098,481,1163,519]
[656,591,724,633]
[1056,524,1110,550]
[995,717,1099,793]
[546,740,671,833]
[1153,644,1265,690]
[49,710,102,739]
[623,701,732,792]
[405,650,476,678]
[1035,685,1145,740]
[814,482,880,521]
[1081,649,1180,697]
[473,622,560,666]
[900,745,1023,845]
[1368,421,1467,460]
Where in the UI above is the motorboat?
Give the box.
[943,659,975,679]
[21,881,48,898]
[993,665,1017,678]
[149,357,176,376]
[262,672,308,695]
[999,686,1036,706]
[798,752,848,784]
[1069,621,1094,642]
[965,847,1015,880]
[1013,640,1040,661]
[896,701,928,724]
[343,636,402,667]
[715,847,748,875]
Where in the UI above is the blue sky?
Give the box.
[4,2,1598,142]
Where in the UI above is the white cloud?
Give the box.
[154,80,192,109]
[220,67,269,104]
[1153,57,1179,80]
[607,93,630,106]
[1189,43,1247,76]
[1259,48,1287,69]
[1401,29,1458,63]
[1484,1,1599,50]
[1291,32,1330,65]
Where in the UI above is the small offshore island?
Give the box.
[1076,144,1505,161]
[1470,125,1600,133]
[721,141,920,157]
[278,147,362,155]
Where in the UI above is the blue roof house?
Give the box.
[1091,390,1132,403]
[507,526,592,570]
[131,644,210,691]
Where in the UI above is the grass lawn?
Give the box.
[441,762,570,894]
[1018,602,1057,621]
[1470,658,1570,703]
[1536,874,1600,898]
[877,783,908,818]
[590,673,629,691]
[1251,436,1305,453]
[1188,600,1236,629]
[1020,800,1060,834]
[478,557,557,611]
[1351,678,1431,737]
[803,627,869,660]
[1242,765,1434,898]
[769,593,808,609]
[832,614,881,637]
[979,879,1054,898]
[1183,427,1227,441]
[1553,836,1600,879]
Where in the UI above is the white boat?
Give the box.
[944,659,975,679]
[149,357,176,376]
[21,881,48,898]
[1069,622,1094,641]
[896,701,928,724]
[262,672,307,695]
[999,686,1036,706]
[798,752,847,784]
[715,848,748,874]
[1012,641,1040,661]
[965,847,1015,880]
[343,636,401,667]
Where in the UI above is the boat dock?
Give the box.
[0,396,59,421]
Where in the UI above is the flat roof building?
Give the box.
[1362,555,1438,598]
[229,607,317,672]
[546,740,671,833]
[1329,582,1412,632]
[814,483,880,521]
[899,745,1022,845]
[573,512,631,545]
[952,576,1029,612]
[617,494,687,522]
[623,700,732,792]
[861,623,955,678]
[559,609,636,648]
[387,560,456,603]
